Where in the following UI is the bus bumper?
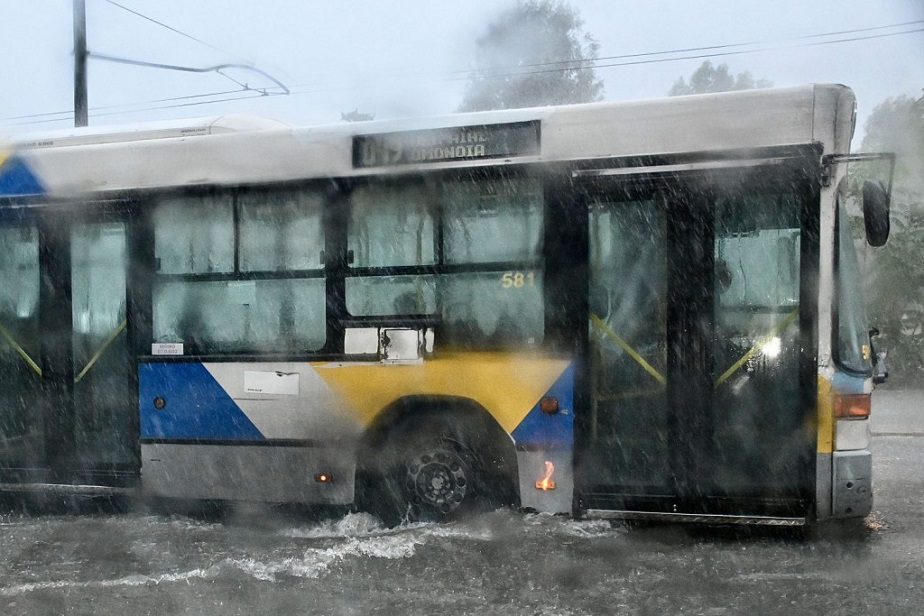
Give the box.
[832,449,872,518]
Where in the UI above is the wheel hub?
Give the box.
[406,450,468,513]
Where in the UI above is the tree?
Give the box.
[853,92,924,385]
[669,61,772,96]
[457,0,603,112]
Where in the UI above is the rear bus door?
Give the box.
[0,202,138,486]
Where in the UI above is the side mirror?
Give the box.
[862,180,890,247]
[873,351,889,385]
[869,328,888,385]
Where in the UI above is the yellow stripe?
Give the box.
[0,321,42,377]
[74,319,127,384]
[816,375,834,454]
[313,352,569,432]
[714,308,799,388]
[590,313,666,385]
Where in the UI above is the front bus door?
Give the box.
[577,154,817,520]
[0,203,137,488]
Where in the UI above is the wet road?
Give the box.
[1,389,922,615]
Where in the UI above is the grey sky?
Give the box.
[1,0,922,142]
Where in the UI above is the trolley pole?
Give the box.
[74,0,88,127]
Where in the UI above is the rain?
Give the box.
[1,1,923,614]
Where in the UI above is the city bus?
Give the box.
[0,84,890,526]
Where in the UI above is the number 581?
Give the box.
[501,271,535,289]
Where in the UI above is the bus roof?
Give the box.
[3,84,856,199]
[6,114,290,150]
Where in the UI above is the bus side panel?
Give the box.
[139,355,575,509]
[140,442,355,504]
[511,363,575,513]
[139,361,360,503]
[314,353,575,513]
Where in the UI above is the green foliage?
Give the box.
[458,0,603,112]
[669,61,772,96]
[852,91,924,385]
[862,213,924,384]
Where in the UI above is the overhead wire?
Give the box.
[100,0,269,94]
[1,89,254,126]
[103,0,246,61]
[7,0,288,126]
[451,19,924,75]
[4,17,922,126]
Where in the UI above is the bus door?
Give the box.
[0,205,137,486]
[577,161,815,519]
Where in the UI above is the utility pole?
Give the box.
[73,0,88,127]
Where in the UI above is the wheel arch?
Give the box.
[357,394,520,507]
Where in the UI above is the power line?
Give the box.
[1,89,257,126]
[90,92,272,118]
[5,17,922,127]
[104,0,246,62]
[460,20,924,78]
[456,19,924,75]
[8,92,269,127]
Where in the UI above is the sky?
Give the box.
[0,0,922,144]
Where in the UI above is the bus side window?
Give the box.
[441,177,544,348]
[346,183,437,317]
[151,190,327,354]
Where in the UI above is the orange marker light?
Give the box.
[834,394,871,419]
[539,396,560,414]
[315,474,332,483]
[535,461,556,490]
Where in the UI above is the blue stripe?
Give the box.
[139,362,264,440]
[511,363,575,448]
[0,156,44,197]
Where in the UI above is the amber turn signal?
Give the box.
[834,394,871,419]
[539,396,560,414]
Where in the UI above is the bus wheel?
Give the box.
[363,417,497,525]
[401,437,475,521]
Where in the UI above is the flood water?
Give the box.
[1,389,922,615]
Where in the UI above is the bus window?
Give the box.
[152,190,327,354]
[835,202,873,375]
[713,192,801,365]
[443,178,542,264]
[348,182,436,268]
[346,182,436,316]
[347,275,437,316]
[711,186,805,493]
[587,196,669,488]
[154,194,234,274]
[0,226,39,321]
[239,189,325,272]
[441,271,544,347]
[0,224,43,468]
[345,176,544,347]
[440,177,544,348]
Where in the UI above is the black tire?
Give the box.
[360,415,512,525]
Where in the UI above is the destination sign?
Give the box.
[353,121,540,168]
